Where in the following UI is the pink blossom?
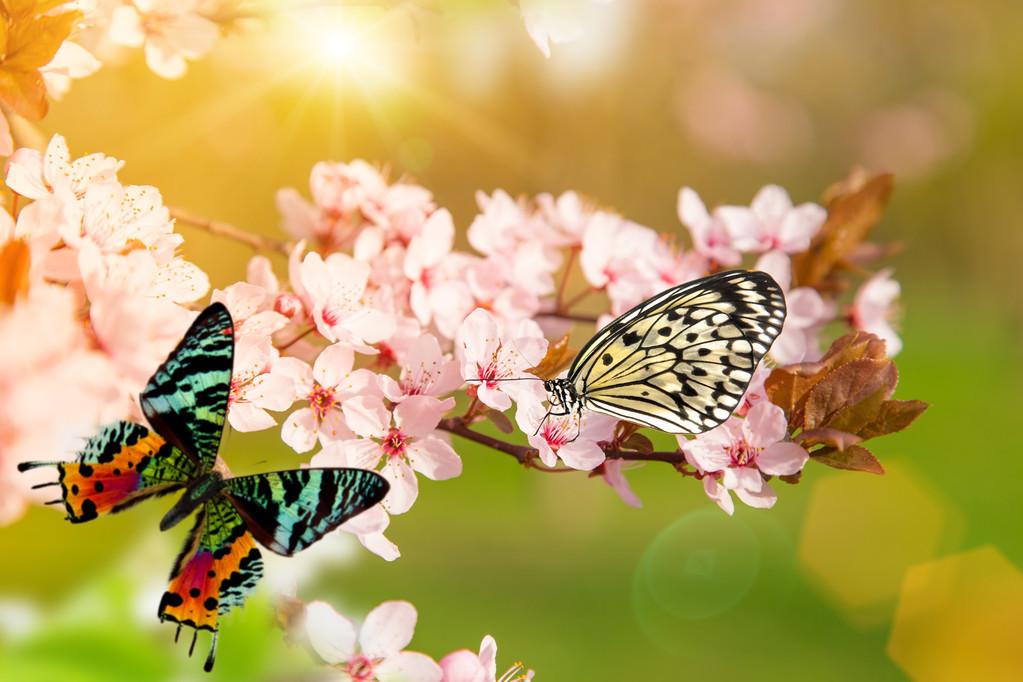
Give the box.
[276,343,379,453]
[405,209,456,326]
[579,213,657,313]
[6,134,122,202]
[41,41,101,99]
[852,268,902,356]
[299,251,396,350]
[380,334,462,403]
[536,190,595,248]
[463,259,541,328]
[457,309,548,411]
[680,402,808,514]
[468,190,533,257]
[211,256,290,338]
[718,185,826,254]
[226,336,294,432]
[677,187,741,266]
[440,635,534,682]
[108,0,219,80]
[515,400,616,471]
[322,395,460,515]
[596,460,642,508]
[755,251,834,364]
[304,601,441,682]
[636,236,710,300]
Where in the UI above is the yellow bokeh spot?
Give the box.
[888,546,1023,680]
[797,463,960,626]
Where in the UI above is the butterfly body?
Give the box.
[19,303,389,672]
[544,270,786,434]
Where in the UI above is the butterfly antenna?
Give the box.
[463,377,541,383]
[204,630,219,673]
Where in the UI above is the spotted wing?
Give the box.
[141,303,234,472]
[158,496,263,672]
[569,270,785,433]
[224,469,389,556]
[18,421,199,523]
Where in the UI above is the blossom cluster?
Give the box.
[301,599,533,682]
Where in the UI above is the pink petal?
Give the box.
[735,481,778,509]
[717,205,762,252]
[407,436,462,480]
[304,601,357,664]
[313,342,355,389]
[478,635,498,677]
[317,409,355,444]
[376,651,443,682]
[757,442,809,476]
[245,372,294,412]
[334,438,383,471]
[754,251,792,291]
[703,477,735,515]
[557,439,606,471]
[394,395,448,439]
[601,460,642,508]
[359,601,418,659]
[380,375,405,402]
[381,458,419,515]
[343,396,391,439]
[228,403,275,432]
[356,531,401,561]
[750,184,793,222]
[723,466,764,493]
[742,402,787,448]
[458,308,500,365]
[274,357,314,397]
[439,649,486,682]
[778,203,825,252]
[476,384,512,411]
[281,408,318,453]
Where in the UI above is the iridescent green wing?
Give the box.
[141,303,234,472]
[159,496,263,672]
[18,421,199,523]
[224,469,390,556]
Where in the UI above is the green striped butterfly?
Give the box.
[542,270,786,433]
[21,303,389,671]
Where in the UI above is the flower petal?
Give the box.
[304,601,357,664]
[407,436,462,480]
[758,442,809,476]
[281,408,318,453]
[381,458,419,515]
[343,396,391,438]
[376,651,443,682]
[742,402,787,448]
[227,402,275,432]
[314,342,355,389]
[394,395,447,439]
[359,601,418,659]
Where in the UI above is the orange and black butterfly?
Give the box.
[21,303,389,671]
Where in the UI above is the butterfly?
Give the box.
[19,303,389,672]
[541,269,786,434]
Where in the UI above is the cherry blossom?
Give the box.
[680,402,809,515]
[379,334,462,403]
[519,0,612,59]
[440,635,534,682]
[304,600,441,682]
[596,460,642,508]
[718,184,826,254]
[41,41,101,100]
[276,343,380,453]
[108,0,219,80]
[579,213,658,312]
[6,134,122,202]
[211,256,290,338]
[852,268,902,356]
[458,309,548,411]
[320,395,460,515]
[226,336,294,432]
[677,187,742,266]
[755,251,834,365]
[405,209,457,327]
[515,400,616,471]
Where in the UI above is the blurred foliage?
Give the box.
[2,0,1022,679]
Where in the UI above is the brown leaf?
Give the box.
[859,399,929,440]
[484,408,514,434]
[621,432,654,454]
[804,358,897,431]
[0,238,30,305]
[811,444,885,475]
[4,10,79,71]
[797,427,862,451]
[0,68,46,120]
[819,331,889,365]
[792,172,894,289]
[527,332,576,380]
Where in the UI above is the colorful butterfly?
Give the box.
[20,303,389,671]
[542,269,786,434]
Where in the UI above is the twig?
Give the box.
[535,311,599,324]
[169,207,292,256]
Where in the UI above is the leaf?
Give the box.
[803,358,897,431]
[797,427,862,451]
[811,444,885,475]
[621,432,654,454]
[0,238,30,305]
[792,172,894,289]
[819,330,889,365]
[0,68,46,120]
[859,399,929,440]
[484,408,514,434]
[765,363,825,423]
[4,9,80,71]
[527,332,576,380]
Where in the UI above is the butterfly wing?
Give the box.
[141,303,234,472]
[224,469,389,556]
[19,421,199,523]
[158,496,263,672]
[569,270,785,433]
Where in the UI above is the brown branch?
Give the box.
[169,207,292,256]
[437,418,687,468]
[535,311,599,324]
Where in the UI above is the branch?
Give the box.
[169,207,292,256]
[437,418,687,468]
[535,311,599,324]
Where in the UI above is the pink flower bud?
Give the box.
[274,293,304,319]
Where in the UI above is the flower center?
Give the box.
[382,427,408,458]
[477,361,499,387]
[308,382,337,420]
[727,439,762,467]
[345,654,375,681]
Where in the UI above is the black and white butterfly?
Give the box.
[542,269,786,434]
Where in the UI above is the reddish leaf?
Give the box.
[621,432,654,454]
[797,428,862,451]
[0,238,30,305]
[527,332,576,380]
[859,399,929,440]
[484,408,514,434]
[811,444,885,475]
[803,358,897,431]
[0,68,46,120]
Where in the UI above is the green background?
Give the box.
[2,1,1021,679]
